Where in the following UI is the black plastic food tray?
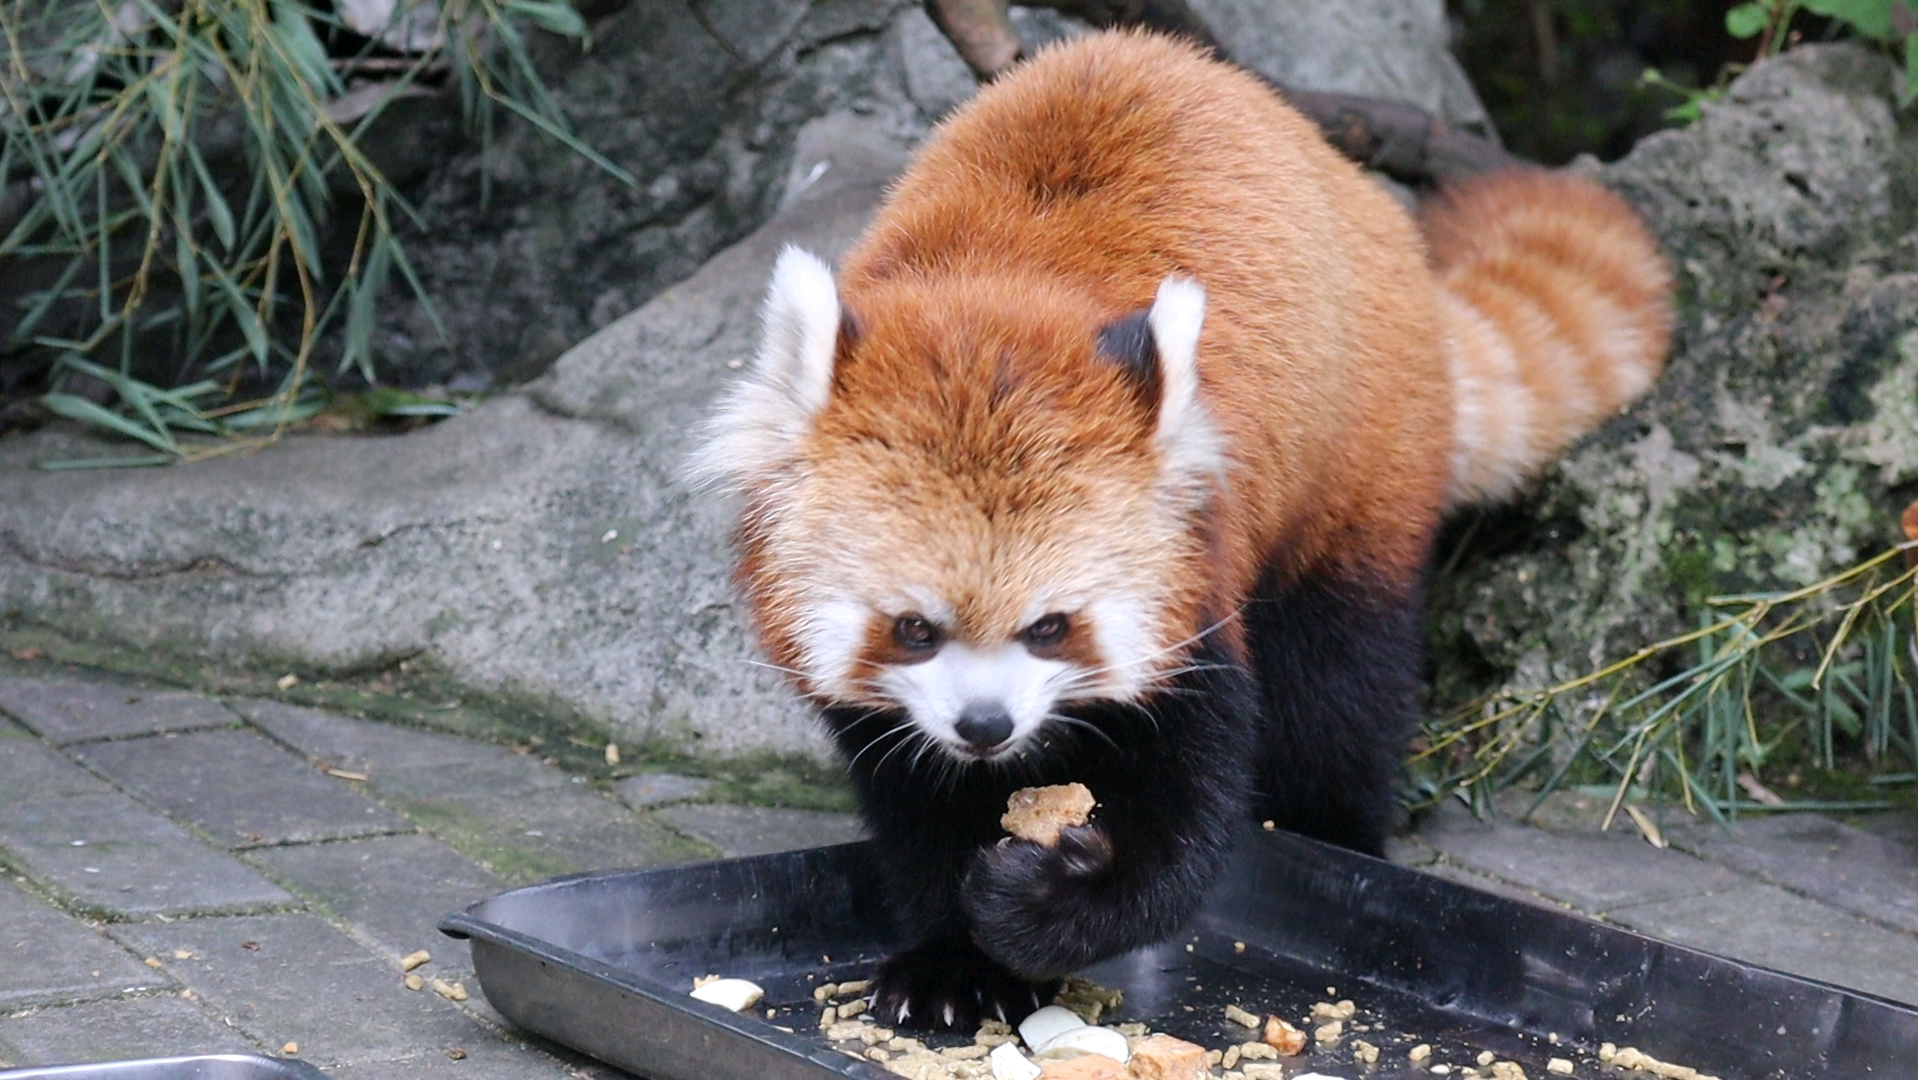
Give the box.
[0,1056,325,1080]
[438,829,1918,1080]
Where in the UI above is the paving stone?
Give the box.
[0,677,236,744]
[238,699,708,879]
[0,877,169,1009]
[0,794,293,918]
[233,698,517,782]
[395,786,711,883]
[0,993,258,1066]
[653,803,865,858]
[247,834,504,961]
[1383,833,1438,867]
[320,1033,596,1080]
[110,913,497,1068]
[1853,808,1918,847]
[74,729,412,849]
[0,721,111,805]
[1664,814,1918,937]
[614,771,715,809]
[1609,881,1918,1006]
[1419,806,1750,913]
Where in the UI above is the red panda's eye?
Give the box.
[1020,613,1070,648]
[893,614,942,651]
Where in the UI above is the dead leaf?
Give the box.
[1736,771,1785,806]
[1623,804,1669,849]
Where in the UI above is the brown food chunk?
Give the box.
[1002,784,1095,847]
[1127,1034,1210,1080]
[1262,1016,1306,1056]
[1036,1054,1127,1080]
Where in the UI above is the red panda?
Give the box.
[693,31,1670,1031]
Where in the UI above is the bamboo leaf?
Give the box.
[41,393,179,454]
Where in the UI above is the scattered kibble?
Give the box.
[1547,1059,1575,1075]
[404,974,424,991]
[431,979,468,1002]
[1224,1004,1261,1029]
[1478,1051,1497,1067]
[1353,1040,1380,1064]
[401,949,431,972]
[1313,1020,1343,1043]
[281,1042,298,1056]
[1410,1044,1433,1063]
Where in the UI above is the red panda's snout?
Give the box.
[692,247,1231,762]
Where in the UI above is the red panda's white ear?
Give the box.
[755,247,843,416]
[686,247,842,490]
[1147,276,1225,496]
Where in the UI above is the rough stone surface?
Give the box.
[0,793,294,918]
[109,913,504,1068]
[1184,0,1492,133]
[1420,807,1749,913]
[0,994,258,1066]
[0,678,236,745]
[0,118,904,761]
[247,834,503,963]
[0,720,111,804]
[653,803,865,857]
[613,771,716,808]
[236,700,712,877]
[369,0,925,387]
[1665,814,1918,936]
[0,877,169,1009]
[74,729,412,849]
[1429,46,1918,703]
[1608,880,1918,1007]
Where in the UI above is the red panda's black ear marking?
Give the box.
[1096,310,1162,407]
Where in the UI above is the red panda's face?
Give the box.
[693,249,1223,761]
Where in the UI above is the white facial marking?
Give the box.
[794,598,870,698]
[1082,595,1154,700]
[878,642,1072,756]
[1146,276,1226,498]
[685,246,841,490]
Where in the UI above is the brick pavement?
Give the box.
[2,665,1915,1076]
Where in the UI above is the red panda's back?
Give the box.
[838,31,1454,597]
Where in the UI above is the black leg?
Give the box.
[1244,568,1423,857]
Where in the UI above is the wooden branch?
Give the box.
[926,0,1021,79]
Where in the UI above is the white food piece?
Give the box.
[989,1041,1042,1080]
[688,978,764,1012]
[1036,1025,1132,1064]
[1017,1004,1087,1050]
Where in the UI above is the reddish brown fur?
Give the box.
[728,31,1669,695]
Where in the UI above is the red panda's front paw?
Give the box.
[963,824,1114,977]
[869,935,1056,1031]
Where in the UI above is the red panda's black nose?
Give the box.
[954,703,1014,749]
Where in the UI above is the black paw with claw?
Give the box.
[964,824,1115,977]
[869,935,1059,1031]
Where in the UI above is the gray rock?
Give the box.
[1183,0,1494,135]
[370,0,925,388]
[0,110,906,763]
[1428,45,1918,704]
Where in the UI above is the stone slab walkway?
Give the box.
[1,663,1914,1077]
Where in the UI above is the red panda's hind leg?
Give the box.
[1245,568,1424,856]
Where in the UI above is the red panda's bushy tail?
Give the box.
[1419,169,1673,508]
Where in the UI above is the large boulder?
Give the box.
[0,112,910,761]
[1428,45,1918,701]
[373,0,1492,387]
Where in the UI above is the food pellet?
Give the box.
[838,980,872,996]
[1224,1004,1261,1028]
[1237,1042,1276,1061]
[400,949,431,971]
[839,998,867,1017]
[1490,1062,1527,1080]
[1547,1060,1574,1075]
[404,974,424,991]
[431,979,468,1002]
[1353,1040,1380,1064]
[1222,1046,1241,1070]
[1410,1044,1433,1063]
[281,1043,298,1056]
[1233,941,1246,953]
[1314,1020,1343,1042]
[1478,1051,1497,1067]
[814,983,838,1002]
